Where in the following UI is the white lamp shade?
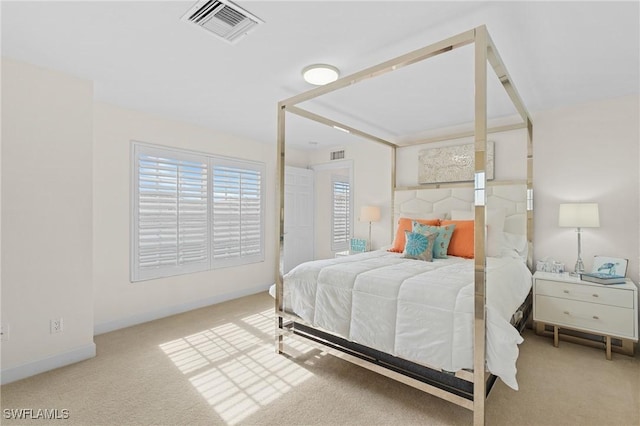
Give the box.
[360,206,381,222]
[558,203,600,228]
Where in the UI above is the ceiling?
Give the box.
[2,1,639,151]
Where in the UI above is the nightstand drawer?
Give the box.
[535,295,635,338]
[536,279,633,308]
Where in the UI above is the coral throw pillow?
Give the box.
[440,220,475,258]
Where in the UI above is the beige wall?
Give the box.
[283,147,310,169]
[1,59,95,382]
[533,95,639,284]
[92,102,277,333]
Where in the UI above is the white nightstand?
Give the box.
[533,271,638,359]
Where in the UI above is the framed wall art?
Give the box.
[418,141,495,184]
[592,255,628,277]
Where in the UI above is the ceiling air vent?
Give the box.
[181,0,264,44]
[330,150,345,161]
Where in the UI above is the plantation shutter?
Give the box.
[332,178,351,251]
[132,145,209,281]
[212,160,264,267]
[132,143,265,281]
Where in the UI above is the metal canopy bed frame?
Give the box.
[275,26,533,426]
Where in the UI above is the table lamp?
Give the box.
[360,206,381,251]
[558,203,600,275]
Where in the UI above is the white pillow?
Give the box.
[487,228,504,257]
[500,231,528,262]
[487,208,507,257]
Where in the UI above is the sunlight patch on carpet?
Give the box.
[159,308,316,424]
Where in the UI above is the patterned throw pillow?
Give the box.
[413,221,456,259]
[403,230,437,262]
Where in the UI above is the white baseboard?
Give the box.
[1,343,96,385]
[94,283,271,336]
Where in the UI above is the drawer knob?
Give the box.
[592,294,599,298]
[593,316,599,320]
[563,290,569,294]
[563,311,570,315]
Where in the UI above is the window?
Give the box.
[132,143,264,281]
[331,177,351,251]
[212,161,263,268]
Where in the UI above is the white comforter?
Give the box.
[277,250,532,390]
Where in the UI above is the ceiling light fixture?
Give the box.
[302,64,340,85]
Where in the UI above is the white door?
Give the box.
[284,166,315,274]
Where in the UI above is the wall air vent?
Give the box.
[181,0,264,44]
[330,150,345,161]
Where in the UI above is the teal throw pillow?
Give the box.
[403,230,437,262]
[413,221,456,259]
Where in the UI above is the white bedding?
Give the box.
[274,249,532,390]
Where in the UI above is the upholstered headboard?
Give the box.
[394,183,527,235]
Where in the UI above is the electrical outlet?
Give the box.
[0,324,8,342]
[50,318,63,334]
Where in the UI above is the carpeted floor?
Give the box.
[1,291,638,425]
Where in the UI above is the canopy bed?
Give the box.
[275,26,533,426]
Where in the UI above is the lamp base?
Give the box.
[574,258,585,275]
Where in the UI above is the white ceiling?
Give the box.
[2,1,639,150]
